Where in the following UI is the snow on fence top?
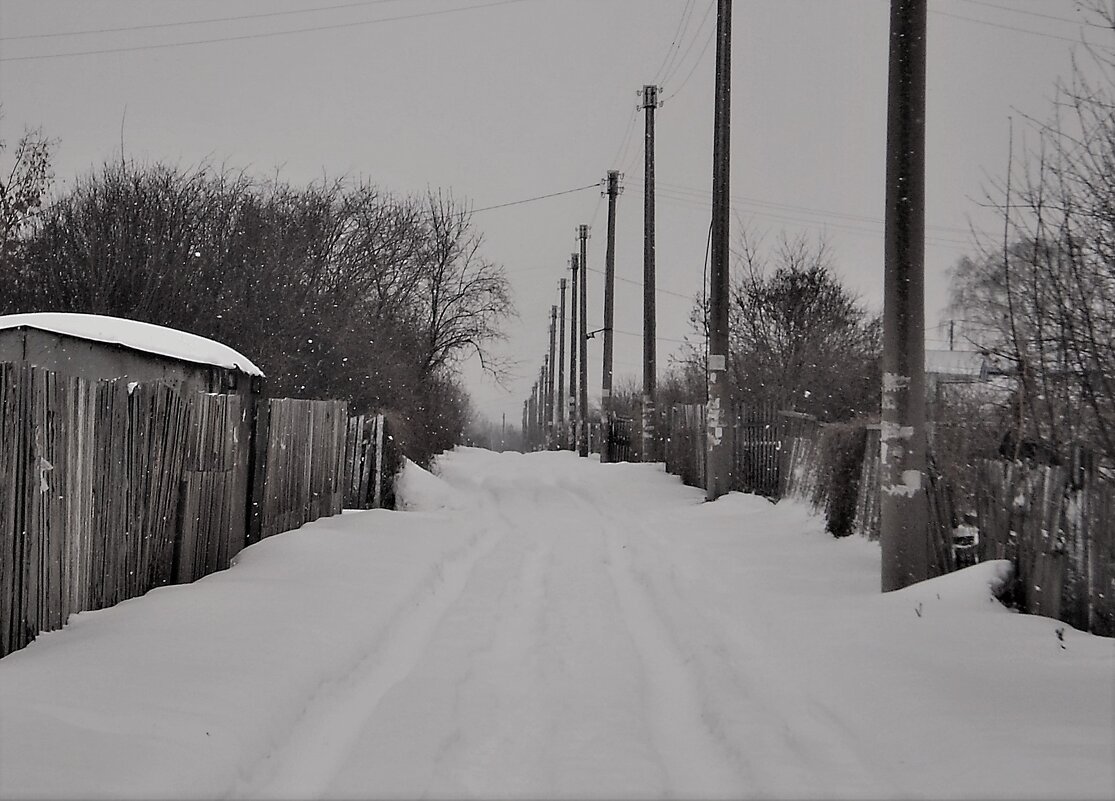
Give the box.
[0,312,264,377]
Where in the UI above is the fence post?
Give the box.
[373,413,385,509]
[244,397,271,546]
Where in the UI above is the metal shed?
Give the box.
[0,312,264,396]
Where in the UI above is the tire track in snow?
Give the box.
[553,477,748,797]
[577,479,888,798]
[232,498,512,800]
[630,520,889,797]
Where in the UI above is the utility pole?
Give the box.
[881,0,929,592]
[547,305,558,449]
[578,225,590,457]
[706,0,733,500]
[538,365,546,448]
[601,169,621,463]
[527,386,537,451]
[541,355,550,449]
[641,84,661,463]
[569,253,579,449]
[558,279,567,448]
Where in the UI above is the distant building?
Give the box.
[925,349,990,387]
[0,312,264,397]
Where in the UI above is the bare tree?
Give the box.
[728,231,881,421]
[412,190,514,378]
[948,2,1115,462]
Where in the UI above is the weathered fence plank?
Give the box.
[975,459,1114,636]
[0,365,190,656]
[344,413,401,510]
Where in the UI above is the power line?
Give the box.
[0,0,410,41]
[610,109,640,172]
[662,0,716,87]
[584,265,695,302]
[649,178,976,237]
[630,185,972,252]
[663,13,717,101]
[0,0,536,62]
[612,327,689,345]
[623,179,975,247]
[930,8,1114,49]
[472,182,601,214]
[955,0,1092,28]
[653,0,695,85]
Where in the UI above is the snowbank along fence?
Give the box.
[663,402,1113,635]
[1,361,399,657]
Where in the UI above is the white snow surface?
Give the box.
[1,448,1112,800]
[0,312,264,376]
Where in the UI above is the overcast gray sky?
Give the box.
[1,1,1107,423]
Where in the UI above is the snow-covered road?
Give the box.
[2,448,1112,800]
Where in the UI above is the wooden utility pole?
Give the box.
[578,225,590,457]
[601,170,621,463]
[558,279,567,447]
[547,305,558,449]
[569,253,579,449]
[881,0,929,591]
[706,0,733,500]
[641,84,661,463]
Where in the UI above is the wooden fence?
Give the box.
[976,460,1115,636]
[603,415,637,463]
[344,413,401,510]
[252,398,348,542]
[174,393,250,583]
[662,401,1115,634]
[664,404,706,489]
[1,363,190,656]
[733,402,781,497]
[1,361,406,657]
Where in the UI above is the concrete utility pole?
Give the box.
[881,0,929,592]
[558,279,567,447]
[706,0,733,500]
[538,366,546,447]
[547,305,558,449]
[527,387,537,451]
[578,226,590,457]
[521,401,528,452]
[641,84,661,463]
[569,253,579,449]
[601,170,621,463]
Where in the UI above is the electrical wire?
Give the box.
[0,0,537,62]
[650,179,976,237]
[930,8,1115,50]
[626,182,974,250]
[661,0,716,87]
[660,21,713,102]
[955,0,1093,28]
[0,0,412,41]
[652,0,695,85]
[471,182,600,214]
[584,265,695,302]
[663,10,717,101]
